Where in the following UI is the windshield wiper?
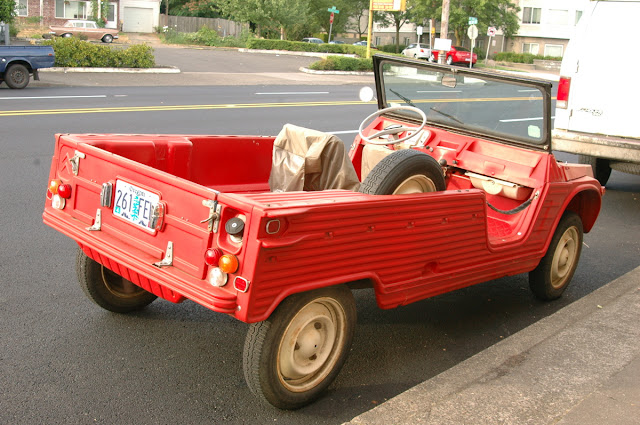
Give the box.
[430,107,464,125]
[389,89,416,107]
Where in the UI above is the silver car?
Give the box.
[401,43,431,60]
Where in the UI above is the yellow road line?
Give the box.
[0,97,546,117]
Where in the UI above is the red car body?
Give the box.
[42,55,602,409]
[430,45,477,65]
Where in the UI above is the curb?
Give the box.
[40,66,181,74]
[239,48,357,59]
[346,265,640,424]
[299,67,373,76]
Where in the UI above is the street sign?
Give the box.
[467,24,478,40]
[468,17,478,25]
[327,6,340,14]
[487,26,496,37]
[416,26,423,35]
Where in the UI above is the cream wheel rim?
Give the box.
[277,298,346,392]
[550,226,579,289]
[393,175,437,194]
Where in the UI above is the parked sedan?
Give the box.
[429,46,477,65]
[302,37,324,44]
[353,40,377,49]
[401,43,431,60]
[49,20,119,43]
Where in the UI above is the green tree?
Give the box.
[219,0,312,39]
[0,0,17,24]
[378,8,414,53]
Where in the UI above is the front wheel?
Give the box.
[529,212,583,300]
[446,55,453,65]
[102,34,113,43]
[4,64,30,89]
[76,248,157,313]
[243,286,356,409]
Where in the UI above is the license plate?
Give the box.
[113,180,159,230]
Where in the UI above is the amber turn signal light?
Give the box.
[219,254,239,274]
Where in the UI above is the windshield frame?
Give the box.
[372,54,553,151]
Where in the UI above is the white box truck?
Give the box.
[552,0,640,185]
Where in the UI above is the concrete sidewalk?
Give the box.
[346,266,640,425]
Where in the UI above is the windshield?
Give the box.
[377,59,550,147]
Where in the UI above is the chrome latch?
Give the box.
[201,199,221,232]
[69,150,86,176]
[100,182,113,207]
[154,241,173,267]
[86,209,102,231]
[148,202,166,231]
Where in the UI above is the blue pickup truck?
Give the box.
[0,45,55,89]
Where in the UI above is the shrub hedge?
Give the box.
[494,52,562,64]
[308,56,372,72]
[246,38,366,56]
[43,37,155,68]
[160,26,249,48]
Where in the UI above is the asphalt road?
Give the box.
[1,52,639,424]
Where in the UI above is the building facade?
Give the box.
[14,0,160,32]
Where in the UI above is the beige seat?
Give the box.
[268,124,361,192]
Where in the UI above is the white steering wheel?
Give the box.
[359,105,427,145]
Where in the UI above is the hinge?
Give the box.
[154,241,173,267]
[69,150,86,176]
[86,209,102,231]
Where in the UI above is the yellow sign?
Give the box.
[372,0,406,11]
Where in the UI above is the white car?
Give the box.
[401,43,431,60]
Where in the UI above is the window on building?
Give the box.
[544,44,563,58]
[523,7,541,24]
[404,37,410,46]
[575,10,583,25]
[55,0,89,19]
[15,0,28,16]
[548,9,568,25]
[523,43,539,55]
[375,37,381,46]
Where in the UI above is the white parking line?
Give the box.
[0,95,108,100]
[255,92,330,95]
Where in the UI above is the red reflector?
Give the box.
[557,77,571,109]
[234,276,250,293]
[204,248,223,266]
[58,184,72,199]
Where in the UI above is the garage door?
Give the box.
[123,7,154,32]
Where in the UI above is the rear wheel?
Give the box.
[579,155,611,186]
[243,286,356,409]
[4,64,30,89]
[76,248,157,313]
[529,212,583,300]
[446,55,453,65]
[360,149,446,195]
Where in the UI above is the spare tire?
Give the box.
[360,149,446,195]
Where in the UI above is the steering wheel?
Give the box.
[359,105,427,145]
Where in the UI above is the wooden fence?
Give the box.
[164,16,248,37]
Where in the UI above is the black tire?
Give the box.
[529,212,583,301]
[578,154,611,186]
[243,286,356,409]
[429,54,435,62]
[76,248,157,313]
[62,33,72,38]
[446,55,453,65]
[102,34,113,43]
[360,149,446,195]
[4,64,30,89]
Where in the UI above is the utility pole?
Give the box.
[439,0,449,64]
